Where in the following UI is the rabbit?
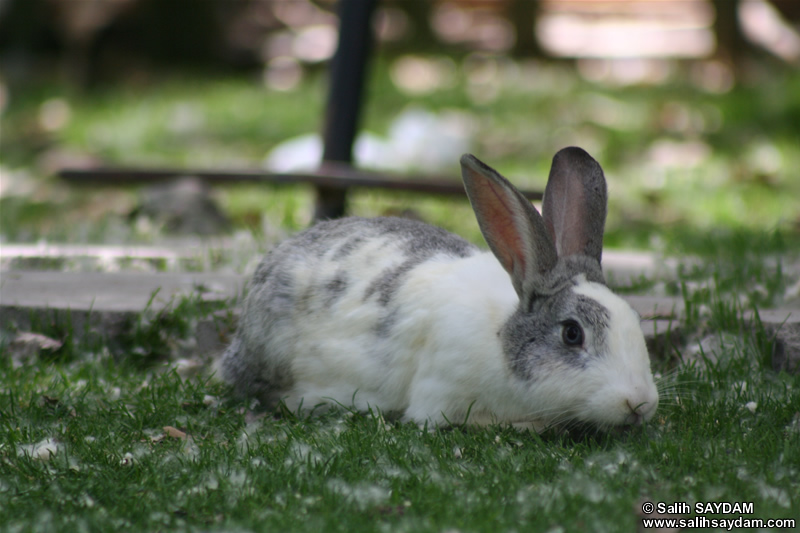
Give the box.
[220,147,659,431]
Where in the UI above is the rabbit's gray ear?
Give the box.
[461,154,557,300]
[541,147,607,263]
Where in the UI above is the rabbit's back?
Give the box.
[221,216,479,409]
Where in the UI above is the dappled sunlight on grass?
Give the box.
[1,61,799,250]
[2,4,799,531]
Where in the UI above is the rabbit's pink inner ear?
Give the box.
[469,178,529,277]
[461,153,558,298]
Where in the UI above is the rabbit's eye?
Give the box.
[561,320,584,347]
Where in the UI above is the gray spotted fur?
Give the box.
[221,147,654,428]
[221,216,479,404]
[225,150,607,402]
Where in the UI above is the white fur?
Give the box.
[227,149,661,431]
[275,250,534,424]
[270,249,658,429]
[570,281,659,425]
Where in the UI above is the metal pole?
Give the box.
[315,0,378,220]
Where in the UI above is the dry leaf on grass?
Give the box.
[163,426,188,439]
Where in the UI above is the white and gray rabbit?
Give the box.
[220,147,659,430]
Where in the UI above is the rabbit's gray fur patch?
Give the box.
[503,282,611,380]
[220,148,659,429]
[221,216,479,403]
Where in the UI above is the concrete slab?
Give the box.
[624,295,684,319]
[0,242,683,320]
[0,241,259,273]
[1,269,684,316]
[0,264,791,370]
[0,268,683,363]
[1,242,675,282]
[0,271,247,312]
[602,250,678,284]
[0,271,245,362]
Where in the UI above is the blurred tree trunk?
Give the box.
[400,0,436,51]
[509,0,543,58]
[711,0,758,75]
[0,0,259,87]
[0,0,61,80]
[769,0,800,25]
[49,0,138,87]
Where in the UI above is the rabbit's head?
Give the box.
[461,148,658,429]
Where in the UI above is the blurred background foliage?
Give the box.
[0,0,799,253]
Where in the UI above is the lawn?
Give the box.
[1,55,800,531]
[1,285,798,532]
[2,58,799,248]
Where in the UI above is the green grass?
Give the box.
[1,56,800,531]
[1,242,799,532]
[1,344,798,531]
[2,60,800,247]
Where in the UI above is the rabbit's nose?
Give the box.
[624,399,652,426]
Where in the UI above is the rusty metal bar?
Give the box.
[58,166,544,201]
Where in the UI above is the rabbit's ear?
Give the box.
[541,147,608,264]
[461,154,557,300]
